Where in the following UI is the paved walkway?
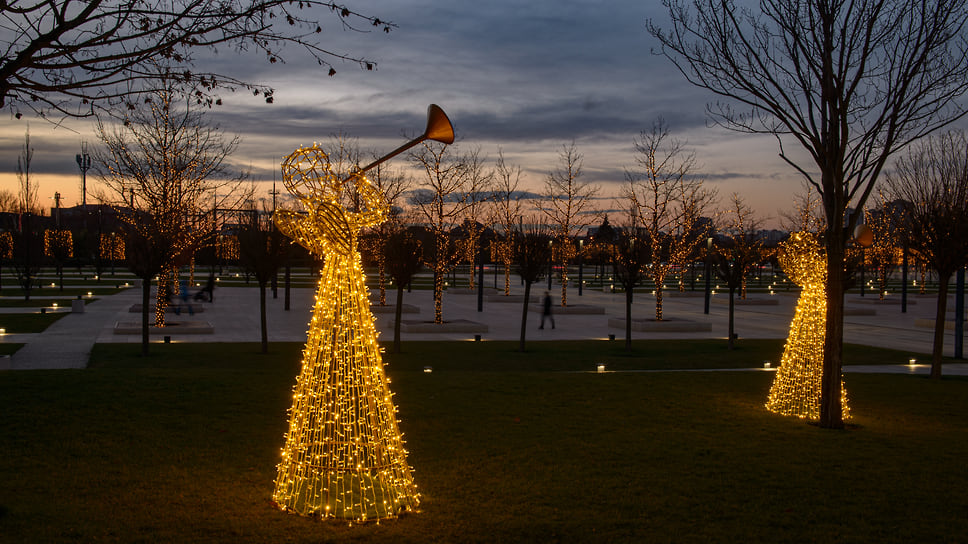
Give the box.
[2,280,966,375]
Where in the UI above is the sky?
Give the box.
[1,0,823,228]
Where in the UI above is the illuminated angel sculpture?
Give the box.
[765,231,850,420]
[271,144,419,521]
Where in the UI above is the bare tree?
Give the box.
[650,0,968,428]
[1,1,392,118]
[489,149,525,295]
[409,140,488,323]
[612,233,650,352]
[713,194,767,350]
[94,86,249,354]
[237,204,290,353]
[539,141,599,307]
[454,148,492,289]
[884,131,968,378]
[780,184,825,235]
[514,226,553,352]
[0,190,16,212]
[362,160,412,306]
[12,129,41,300]
[16,129,40,215]
[623,119,713,321]
[383,229,423,354]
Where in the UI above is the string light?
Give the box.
[217,234,240,260]
[765,232,850,420]
[43,229,73,258]
[271,144,419,522]
[0,232,13,259]
[99,232,126,260]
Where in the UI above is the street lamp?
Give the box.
[578,238,584,296]
[75,142,91,207]
[704,237,713,314]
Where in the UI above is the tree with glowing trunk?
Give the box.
[0,1,392,118]
[94,85,248,353]
[409,141,489,323]
[489,150,526,295]
[623,119,713,321]
[272,144,418,521]
[539,142,599,307]
[650,0,968,428]
[455,149,492,290]
[884,131,968,378]
[361,159,412,306]
[862,204,902,301]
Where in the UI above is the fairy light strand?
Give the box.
[765,232,850,420]
[271,144,418,521]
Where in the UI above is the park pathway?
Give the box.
[4,288,139,370]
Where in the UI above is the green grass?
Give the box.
[0,312,69,333]
[1,342,966,543]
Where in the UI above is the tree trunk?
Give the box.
[625,286,633,352]
[393,285,404,354]
[560,261,568,306]
[433,268,443,324]
[931,275,950,379]
[821,227,846,429]
[728,286,736,351]
[259,283,268,354]
[141,277,151,356]
[519,280,532,352]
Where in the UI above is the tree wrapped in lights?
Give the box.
[100,232,126,261]
[272,144,418,521]
[766,232,850,420]
[43,229,73,291]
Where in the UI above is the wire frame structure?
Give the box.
[765,231,850,420]
[271,144,418,521]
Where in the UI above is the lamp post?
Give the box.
[956,266,965,359]
[548,239,553,290]
[704,237,713,314]
[578,238,584,296]
[75,142,91,207]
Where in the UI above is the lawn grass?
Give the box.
[1,342,966,543]
[0,312,69,333]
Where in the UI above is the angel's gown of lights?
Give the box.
[765,231,850,420]
[271,146,418,521]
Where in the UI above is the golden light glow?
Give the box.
[99,232,126,260]
[765,232,850,420]
[0,232,13,259]
[217,234,240,260]
[272,144,418,522]
[43,229,73,258]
